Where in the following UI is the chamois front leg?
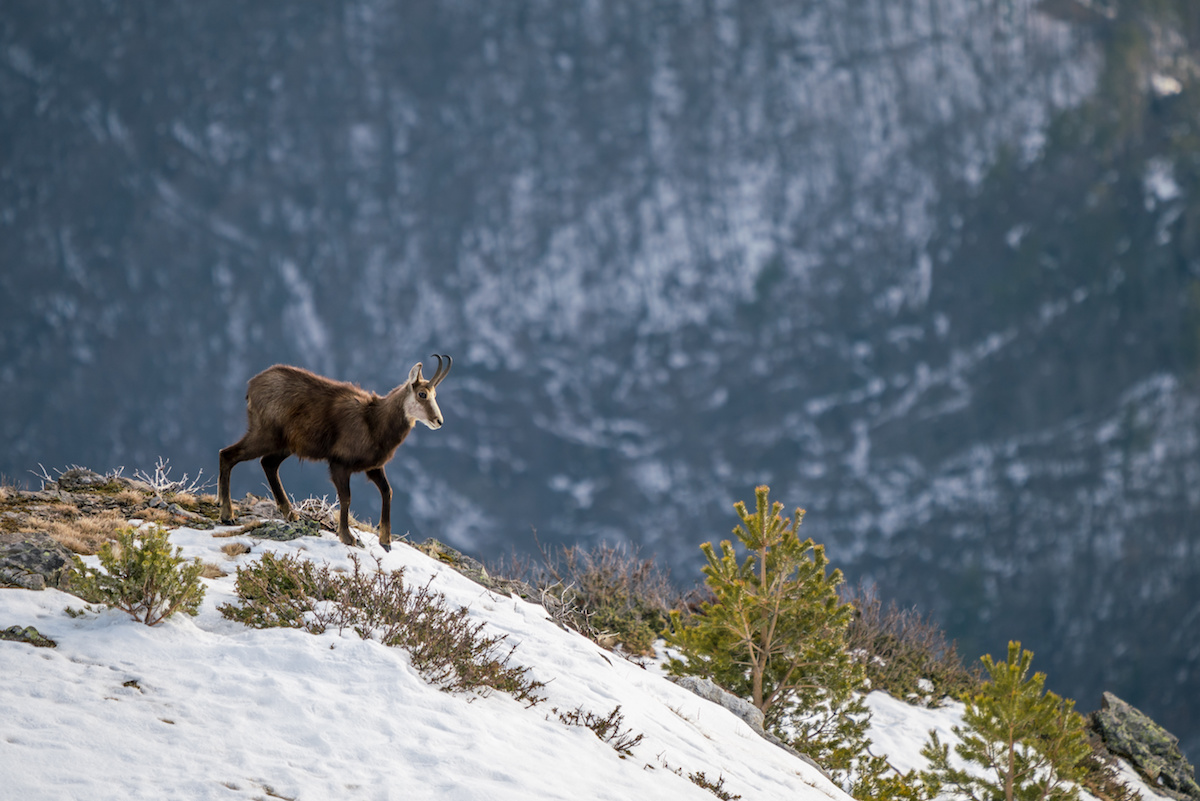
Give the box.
[366,467,392,551]
[329,462,361,547]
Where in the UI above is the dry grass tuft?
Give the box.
[137,507,177,526]
[221,542,252,558]
[40,509,129,554]
[113,488,148,507]
[200,562,228,579]
[348,513,377,534]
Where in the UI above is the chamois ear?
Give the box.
[408,362,423,385]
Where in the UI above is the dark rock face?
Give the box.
[1093,692,1200,800]
[0,532,75,591]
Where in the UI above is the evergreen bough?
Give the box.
[69,525,206,626]
[921,641,1093,801]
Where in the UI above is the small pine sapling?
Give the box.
[921,641,1093,801]
[69,525,206,626]
[666,485,890,794]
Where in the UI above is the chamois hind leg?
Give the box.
[260,452,297,521]
[218,438,260,524]
[329,462,361,547]
[366,467,392,551]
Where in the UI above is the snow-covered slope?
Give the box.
[0,523,1173,800]
[1,525,851,801]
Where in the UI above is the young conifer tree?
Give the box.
[921,641,1093,801]
[666,485,890,792]
[69,525,205,626]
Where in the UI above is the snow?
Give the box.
[0,525,849,800]
[0,523,1171,800]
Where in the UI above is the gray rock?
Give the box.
[670,675,766,732]
[149,498,208,521]
[414,537,535,598]
[0,625,57,648]
[246,518,322,541]
[0,532,75,591]
[1093,691,1200,799]
[55,467,114,492]
[249,499,283,519]
[667,675,832,779]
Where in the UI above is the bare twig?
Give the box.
[134,457,213,496]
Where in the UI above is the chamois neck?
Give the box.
[377,384,415,442]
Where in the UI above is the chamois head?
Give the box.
[405,353,452,430]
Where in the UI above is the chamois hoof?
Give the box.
[379,541,391,552]
[219,515,236,526]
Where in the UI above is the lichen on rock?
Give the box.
[244,518,322,541]
[0,625,57,648]
[1092,691,1200,799]
[0,531,74,591]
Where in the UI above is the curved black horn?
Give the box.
[430,353,452,386]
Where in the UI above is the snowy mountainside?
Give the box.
[0,523,1175,801]
[0,525,847,800]
[2,0,1199,757]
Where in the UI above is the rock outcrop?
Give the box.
[1093,692,1200,800]
[0,531,74,591]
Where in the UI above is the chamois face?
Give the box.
[404,362,444,429]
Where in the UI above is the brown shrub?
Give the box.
[494,541,686,657]
[842,582,981,703]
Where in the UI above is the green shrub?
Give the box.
[219,550,336,631]
[220,552,544,703]
[69,525,205,626]
[921,641,1093,801]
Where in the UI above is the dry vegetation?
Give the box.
[493,541,688,657]
[1,465,301,555]
[843,582,981,703]
[40,510,129,555]
[293,495,377,535]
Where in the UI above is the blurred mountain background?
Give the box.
[2,0,1198,759]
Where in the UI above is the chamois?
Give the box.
[217,355,451,550]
